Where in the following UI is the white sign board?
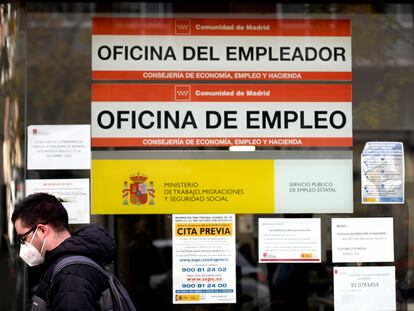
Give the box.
[25,179,90,224]
[91,84,352,148]
[334,266,396,311]
[274,158,353,213]
[258,218,321,263]
[92,18,351,81]
[28,125,91,170]
[172,214,236,304]
[332,218,394,263]
[361,142,404,204]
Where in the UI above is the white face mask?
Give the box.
[19,228,47,267]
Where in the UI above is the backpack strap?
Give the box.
[51,255,106,283]
[48,255,108,308]
[48,255,135,311]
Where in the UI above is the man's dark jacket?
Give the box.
[34,224,116,310]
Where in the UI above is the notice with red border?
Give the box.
[92,18,351,81]
[258,218,321,263]
[91,83,352,148]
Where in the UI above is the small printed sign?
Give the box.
[173,214,236,304]
[28,125,91,170]
[361,142,404,204]
[259,218,321,263]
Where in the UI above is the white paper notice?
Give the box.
[28,125,91,170]
[334,266,396,311]
[332,218,394,263]
[172,214,236,304]
[361,142,404,204]
[25,179,90,224]
[258,218,321,263]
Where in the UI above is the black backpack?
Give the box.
[33,255,136,311]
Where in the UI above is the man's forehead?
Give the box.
[14,218,30,233]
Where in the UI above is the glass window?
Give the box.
[0,2,413,310]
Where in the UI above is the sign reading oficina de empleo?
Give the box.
[92,18,351,81]
[91,83,352,148]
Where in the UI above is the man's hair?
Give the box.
[11,193,69,231]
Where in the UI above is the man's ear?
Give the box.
[37,223,49,236]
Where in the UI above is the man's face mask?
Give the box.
[19,228,47,267]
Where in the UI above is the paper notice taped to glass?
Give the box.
[25,179,90,224]
[361,142,404,204]
[27,124,91,170]
[172,214,236,304]
[258,218,321,263]
[334,266,396,311]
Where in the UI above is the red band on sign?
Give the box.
[91,137,352,148]
[91,84,352,102]
[91,70,352,81]
[92,18,351,37]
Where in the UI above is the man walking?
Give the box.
[12,193,118,310]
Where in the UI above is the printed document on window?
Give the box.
[334,266,396,311]
[332,217,394,263]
